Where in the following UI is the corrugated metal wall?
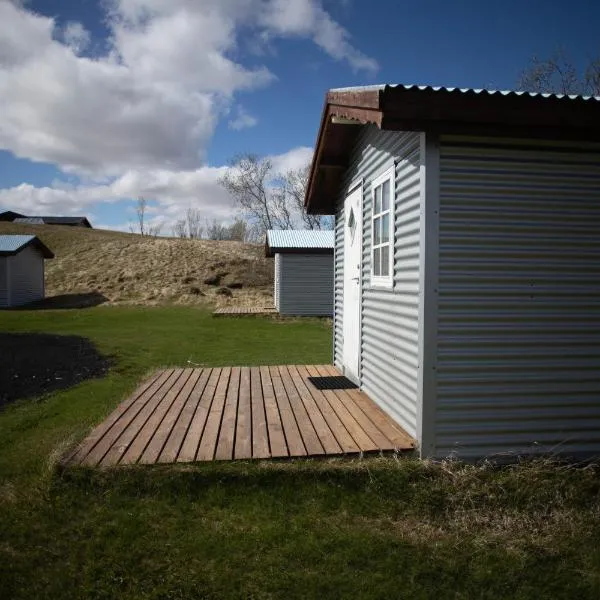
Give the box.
[8,245,44,306]
[334,204,344,367]
[0,258,8,307]
[436,136,600,458]
[277,253,334,316]
[334,125,422,438]
[274,253,281,311]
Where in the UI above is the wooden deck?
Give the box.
[68,366,414,466]
[213,306,277,316]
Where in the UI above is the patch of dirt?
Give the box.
[0,223,274,307]
[0,333,112,407]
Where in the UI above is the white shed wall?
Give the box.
[7,245,45,307]
[334,126,422,438]
[436,136,600,458]
[277,253,333,316]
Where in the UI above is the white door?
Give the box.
[342,185,362,382]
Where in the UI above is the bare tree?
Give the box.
[220,153,333,234]
[135,196,147,236]
[172,219,187,238]
[186,208,203,239]
[281,164,333,230]
[147,221,164,237]
[518,49,600,96]
[227,217,249,242]
[205,219,229,240]
[219,154,294,234]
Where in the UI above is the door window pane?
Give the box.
[373,247,381,276]
[381,213,390,243]
[381,245,390,276]
[382,179,390,211]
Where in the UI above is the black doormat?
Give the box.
[308,375,358,390]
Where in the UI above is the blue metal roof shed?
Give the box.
[265,230,334,316]
[0,235,54,307]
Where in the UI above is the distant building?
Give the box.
[0,211,92,228]
[0,235,54,307]
[265,230,334,316]
[0,211,26,222]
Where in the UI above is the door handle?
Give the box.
[351,277,360,282]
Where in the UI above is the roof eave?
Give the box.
[305,85,600,215]
[305,90,385,215]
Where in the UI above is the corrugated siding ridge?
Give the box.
[437,136,600,458]
[334,125,421,438]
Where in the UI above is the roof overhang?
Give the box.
[305,85,600,214]
[0,236,54,258]
[265,244,334,257]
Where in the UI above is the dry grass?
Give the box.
[0,222,273,307]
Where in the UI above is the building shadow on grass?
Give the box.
[10,292,109,310]
[0,333,113,408]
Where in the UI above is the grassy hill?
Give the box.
[0,222,273,307]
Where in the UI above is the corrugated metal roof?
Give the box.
[0,235,54,258]
[266,230,334,256]
[0,235,37,253]
[14,217,45,225]
[329,83,600,102]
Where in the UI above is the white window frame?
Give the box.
[370,166,394,288]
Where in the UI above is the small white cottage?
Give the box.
[304,84,600,460]
[0,235,54,307]
[265,230,334,316]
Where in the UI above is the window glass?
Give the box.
[373,216,381,245]
[373,247,381,276]
[381,246,390,276]
[381,213,390,244]
[382,179,390,212]
[374,186,381,214]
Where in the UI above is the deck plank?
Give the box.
[234,367,253,459]
[117,369,192,465]
[260,366,288,458]
[278,365,325,456]
[196,368,231,461]
[250,367,270,459]
[215,367,241,460]
[71,370,164,465]
[177,368,221,462]
[320,365,414,450]
[345,388,415,449]
[84,369,177,466]
[307,365,378,452]
[269,366,306,456]
[158,369,211,463]
[288,365,343,455]
[297,365,360,454]
[72,364,415,466]
[139,369,202,464]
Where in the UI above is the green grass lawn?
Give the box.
[1,306,600,599]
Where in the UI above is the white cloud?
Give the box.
[228,106,258,130]
[0,1,375,179]
[0,146,313,231]
[62,21,90,55]
[269,145,313,173]
[258,0,378,74]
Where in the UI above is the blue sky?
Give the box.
[0,0,598,231]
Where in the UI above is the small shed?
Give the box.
[265,230,334,316]
[305,83,600,460]
[0,235,54,307]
